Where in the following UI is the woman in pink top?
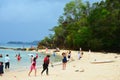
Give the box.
[28,57,37,76]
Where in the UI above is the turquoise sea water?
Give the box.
[0,44,62,71]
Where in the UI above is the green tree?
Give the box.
[38,0,120,52]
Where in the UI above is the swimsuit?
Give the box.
[30,61,36,70]
[62,57,67,63]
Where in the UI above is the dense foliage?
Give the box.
[38,0,120,52]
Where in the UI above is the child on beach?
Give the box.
[28,57,37,76]
[0,62,4,76]
[41,55,50,75]
[62,52,67,70]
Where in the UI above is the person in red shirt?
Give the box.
[41,55,50,75]
[17,54,21,61]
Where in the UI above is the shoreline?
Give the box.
[0,49,63,73]
[1,49,120,80]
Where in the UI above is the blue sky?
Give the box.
[0,0,101,43]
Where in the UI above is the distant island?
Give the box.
[7,41,39,45]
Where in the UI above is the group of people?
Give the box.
[28,54,50,76]
[28,50,73,76]
[61,49,84,70]
[0,53,51,77]
[0,49,84,76]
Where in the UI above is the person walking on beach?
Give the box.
[62,52,67,70]
[28,57,37,76]
[41,55,50,75]
[5,54,10,69]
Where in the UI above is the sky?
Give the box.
[0,0,101,43]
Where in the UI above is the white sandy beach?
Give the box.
[1,49,120,80]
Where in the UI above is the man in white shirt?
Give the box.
[5,54,10,69]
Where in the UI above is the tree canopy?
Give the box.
[38,0,120,53]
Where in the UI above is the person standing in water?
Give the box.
[28,57,37,76]
[5,54,10,70]
[17,54,21,61]
[41,55,50,75]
